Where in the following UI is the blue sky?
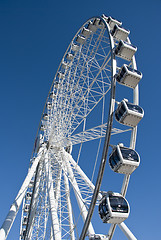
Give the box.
[0,0,161,239]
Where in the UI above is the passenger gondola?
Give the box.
[111,24,130,41]
[66,53,74,61]
[29,180,34,188]
[26,192,32,200]
[102,15,122,29]
[115,99,144,127]
[57,72,65,80]
[109,144,140,174]
[87,21,97,32]
[116,64,142,89]
[76,35,86,45]
[54,81,59,89]
[43,113,48,120]
[24,204,30,213]
[93,18,102,27]
[22,216,28,226]
[98,192,130,224]
[49,91,56,99]
[115,40,137,61]
[81,27,92,37]
[71,43,80,52]
[47,102,52,110]
[21,228,26,239]
[61,61,68,70]
[65,142,72,154]
[40,124,45,131]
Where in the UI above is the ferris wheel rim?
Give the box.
[0,14,143,240]
[31,15,112,157]
[23,14,140,240]
[31,15,139,155]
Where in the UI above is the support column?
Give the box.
[118,222,137,240]
[0,146,46,240]
[45,152,61,240]
[107,224,116,240]
[25,162,43,240]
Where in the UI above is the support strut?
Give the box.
[0,146,46,240]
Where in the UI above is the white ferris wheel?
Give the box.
[0,14,144,240]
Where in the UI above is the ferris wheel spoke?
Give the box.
[63,149,102,201]
[49,82,111,146]
[61,149,95,236]
[46,149,76,239]
[63,170,75,240]
[67,51,112,132]
[62,86,110,138]
[53,26,106,114]
[58,77,110,138]
[47,28,112,140]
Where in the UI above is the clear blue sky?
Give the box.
[0,0,161,239]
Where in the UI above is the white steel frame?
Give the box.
[0,15,141,240]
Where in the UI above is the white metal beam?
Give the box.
[107,224,116,240]
[63,170,75,240]
[67,151,102,200]
[50,124,131,148]
[45,151,61,240]
[61,149,95,236]
[25,162,43,240]
[67,124,131,146]
[118,222,137,240]
[55,167,62,210]
[0,146,46,240]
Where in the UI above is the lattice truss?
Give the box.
[43,26,112,147]
[21,160,50,240]
[50,148,96,239]
[21,148,97,239]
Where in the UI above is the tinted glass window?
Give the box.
[103,205,108,214]
[121,103,126,112]
[111,24,117,35]
[115,111,122,121]
[113,151,120,164]
[99,198,109,218]
[120,147,139,162]
[118,41,122,50]
[120,67,126,77]
[109,150,120,168]
[109,155,115,169]
[116,74,121,82]
[126,102,143,114]
[109,196,128,213]
[120,104,126,115]
[115,103,126,121]
[99,208,104,219]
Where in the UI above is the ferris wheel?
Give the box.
[0,14,144,240]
